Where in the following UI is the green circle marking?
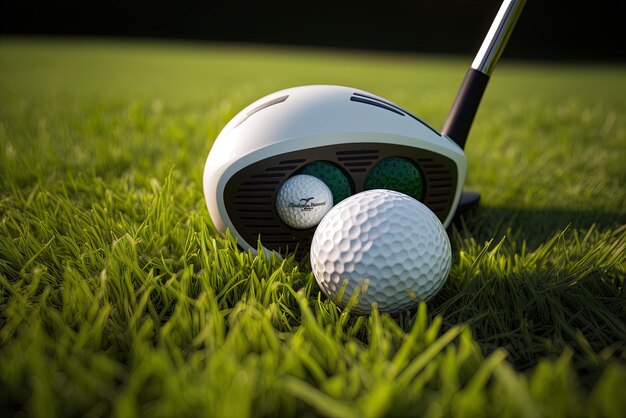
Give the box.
[300,161,353,203]
[364,157,424,200]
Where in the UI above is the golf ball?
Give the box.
[364,157,424,200]
[310,189,451,314]
[299,161,353,203]
[276,174,333,229]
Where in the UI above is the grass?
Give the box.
[0,37,625,417]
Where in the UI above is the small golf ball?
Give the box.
[364,157,424,200]
[310,189,451,314]
[276,174,334,229]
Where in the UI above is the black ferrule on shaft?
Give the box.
[441,68,490,150]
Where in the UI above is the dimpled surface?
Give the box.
[276,175,333,229]
[364,157,424,200]
[300,161,353,203]
[310,189,451,314]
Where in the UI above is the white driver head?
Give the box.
[203,85,466,256]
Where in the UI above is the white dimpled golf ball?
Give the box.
[310,189,451,315]
[276,174,334,229]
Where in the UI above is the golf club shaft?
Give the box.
[441,0,526,149]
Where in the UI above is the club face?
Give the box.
[204,85,467,257]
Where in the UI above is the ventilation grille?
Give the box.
[224,143,458,258]
[231,158,311,254]
[336,149,379,173]
[418,158,455,215]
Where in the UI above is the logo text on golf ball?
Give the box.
[289,197,328,212]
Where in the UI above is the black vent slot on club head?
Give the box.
[350,95,404,116]
[336,149,379,173]
[417,158,455,216]
[350,93,440,136]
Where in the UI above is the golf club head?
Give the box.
[203,85,466,257]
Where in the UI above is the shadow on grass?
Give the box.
[439,204,625,384]
[454,205,625,249]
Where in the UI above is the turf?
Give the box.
[0,37,625,417]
